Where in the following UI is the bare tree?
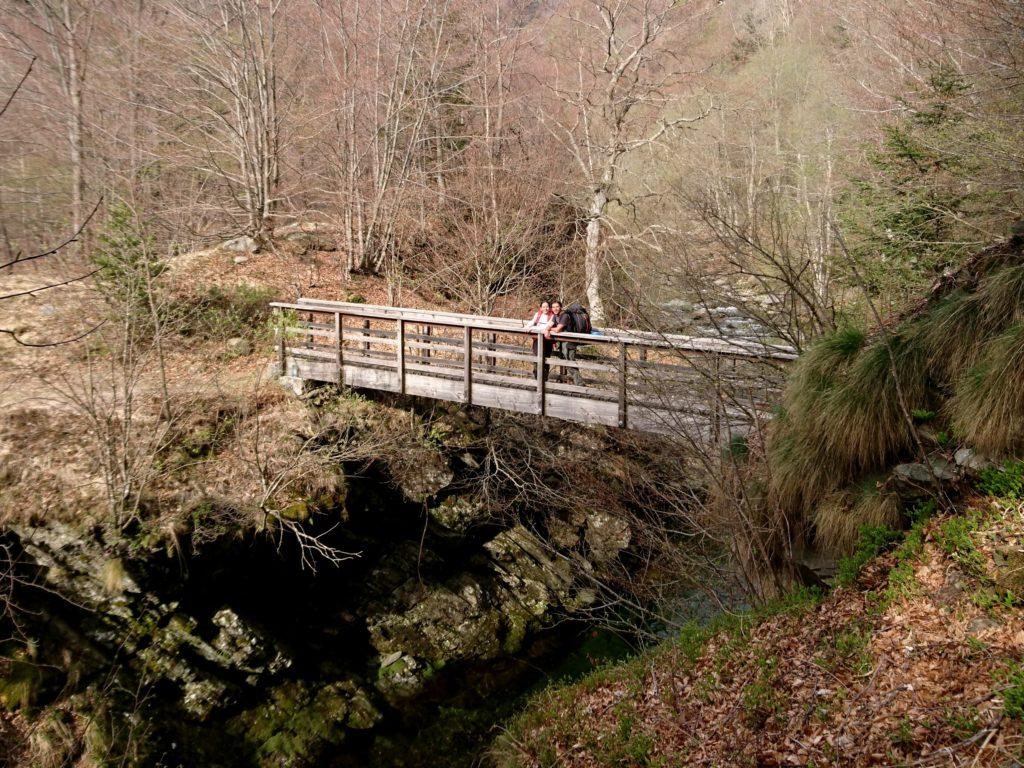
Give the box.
[157,0,284,243]
[542,0,708,323]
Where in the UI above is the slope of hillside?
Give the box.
[496,472,1024,766]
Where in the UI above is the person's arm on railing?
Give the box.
[545,320,566,339]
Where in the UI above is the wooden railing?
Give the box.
[269,298,796,438]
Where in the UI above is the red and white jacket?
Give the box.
[525,310,554,331]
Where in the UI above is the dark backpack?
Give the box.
[564,302,591,334]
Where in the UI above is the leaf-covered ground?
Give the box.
[497,493,1024,767]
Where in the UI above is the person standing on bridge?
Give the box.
[526,300,555,378]
[546,300,590,385]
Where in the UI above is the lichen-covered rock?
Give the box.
[182,679,229,720]
[232,679,379,764]
[211,608,291,679]
[893,456,958,485]
[14,522,144,623]
[222,236,259,253]
[429,495,488,533]
[226,337,253,357]
[547,508,586,549]
[376,653,429,699]
[367,574,503,672]
[389,449,454,502]
[584,511,631,563]
[954,447,992,473]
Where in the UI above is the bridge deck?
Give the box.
[270,298,795,438]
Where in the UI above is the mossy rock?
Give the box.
[993,547,1024,593]
[280,500,312,522]
[233,679,379,765]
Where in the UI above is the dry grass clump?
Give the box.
[769,325,931,515]
[768,246,1024,549]
[813,483,902,555]
[950,322,1024,454]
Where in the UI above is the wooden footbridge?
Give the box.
[270,298,796,439]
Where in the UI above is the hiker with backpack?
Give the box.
[545,300,591,385]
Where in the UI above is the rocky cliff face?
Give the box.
[1,391,642,767]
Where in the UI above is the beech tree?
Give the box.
[159,0,285,243]
[543,0,707,323]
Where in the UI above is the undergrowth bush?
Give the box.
[977,461,1024,499]
[176,284,275,341]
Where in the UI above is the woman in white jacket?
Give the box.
[525,300,554,332]
[525,300,554,376]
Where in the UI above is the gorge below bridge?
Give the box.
[270,298,797,440]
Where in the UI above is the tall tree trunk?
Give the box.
[63,0,85,239]
[585,187,607,324]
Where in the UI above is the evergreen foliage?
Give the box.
[844,67,982,306]
[92,203,166,329]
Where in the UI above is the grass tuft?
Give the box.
[814,483,901,555]
[768,257,1024,552]
[950,323,1024,455]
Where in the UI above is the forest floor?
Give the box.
[496,482,1024,767]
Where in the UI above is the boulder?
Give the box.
[367,574,507,700]
[389,450,453,502]
[367,575,502,667]
[211,608,291,678]
[428,495,488,533]
[893,457,958,485]
[547,508,585,549]
[222,236,259,253]
[232,255,249,265]
[954,447,992,473]
[226,337,253,357]
[584,511,632,563]
[278,374,310,397]
[284,230,337,253]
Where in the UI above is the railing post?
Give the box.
[712,353,722,444]
[277,310,286,376]
[335,312,343,386]
[397,318,405,394]
[362,318,370,352]
[463,325,472,404]
[618,341,628,429]
[424,324,432,365]
[536,332,546,416]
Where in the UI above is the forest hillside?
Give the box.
[0,0,1022,766]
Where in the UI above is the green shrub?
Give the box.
[742,655,783,729]
[978,461,1024,499]
[1002,664,1024,721]
[836,525,903,587]
[935,513,985,574]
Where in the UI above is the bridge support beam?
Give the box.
[618,341,627,429]
[536,334,545,416]
[463,326,472,404]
